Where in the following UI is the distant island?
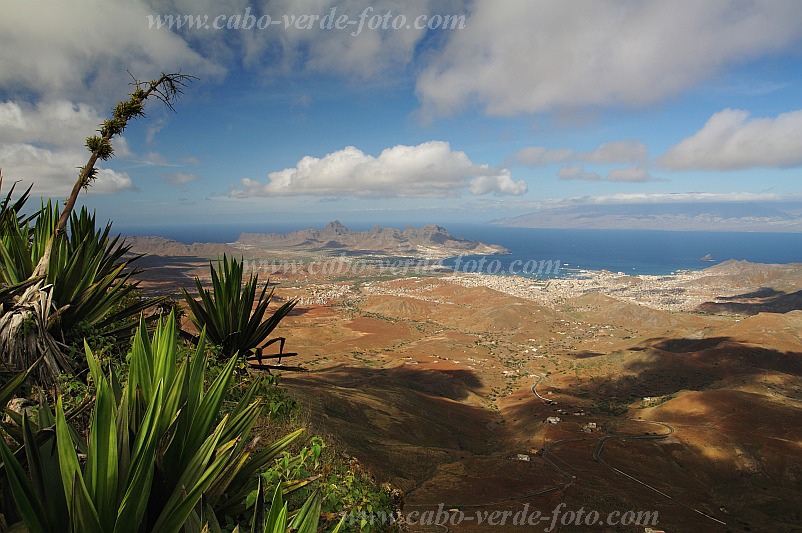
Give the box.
[126,221,509,260]
[495,201,802,232]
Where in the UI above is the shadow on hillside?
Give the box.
[696,287,802,315]
[286,306,316,316]
[649,337,728,353]
[567,336,802,400]
[568,350,605,359]
[295,364,483,401]
[282,364,496,484]
[129,255,208,294]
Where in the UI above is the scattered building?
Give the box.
[546,416,561,424]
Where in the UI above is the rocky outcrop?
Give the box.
[236,221,509,259]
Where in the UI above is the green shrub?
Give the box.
[181,255,296,360]
[0,312,322,532]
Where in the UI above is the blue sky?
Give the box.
[2,0,802,230]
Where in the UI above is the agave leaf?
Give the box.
[203,441,252,507]
[84,344,119,530]
[251,475,267,533]
[0,358,40,409]
[180,355,237,467]
[288,490,321,533]
[150,420,236,532]
[181,255,295,359]
[115,380,164,531]
[217,428,306,514]
[127,316,155,405]
[69,471,104,533]
[259,484,288,533]
[115,390,131,502]
[55,399,103,532]
[232,428,305,486]
[0,427,49,533]
[54,398,82,505]
[201,502,222,533]
[21,411,68,527]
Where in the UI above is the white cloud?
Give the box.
[232,141,527,198]
[582,192,793,204]
[558,166,602,181]
[0,143,132,196]
[0,99,136,196]
[513,140,649,168]
[144,152,169,166]
[167,172,200,186]
[658,108,802,170]
[146,118,168,144]
[558,164,659,182]
[0,100,104,147]
[578,141,649,164]
[606,165,657,183]
[417,0,802,117]
[510,146,574,167]
[0,0,221,103]
[147,0,456,80]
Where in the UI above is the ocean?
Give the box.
[119,223,802,278]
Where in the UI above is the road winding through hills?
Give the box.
[531,374,727,526]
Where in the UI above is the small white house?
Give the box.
[546,416,561,424]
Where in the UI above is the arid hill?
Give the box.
[132,255,802,532]
[237,220,509,259]
[272,265,802,532]
[125,221,508,260]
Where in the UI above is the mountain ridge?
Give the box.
[126,221,509,259]
[495,201,802,232]
[236,220,509,258]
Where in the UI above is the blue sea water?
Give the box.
[441,225,802,277]
[118,223,802,278]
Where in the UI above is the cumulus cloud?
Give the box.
[558,166,602,181]
[0,0,220,103]
[606,165,658,183]
[0,0,221,199]
[582,191,793,204]
[509,146,574,167]
[578,141,649,164]
[558,164,659,183]
[514,141,657,182]
[167,172,200,186]
[0,100,106,146]
[232,141,527,198]
[147,0,460,80]
[0,101,135,196]
[658,108,802,170]
[513,141,648,168]
[0,143,132,196]
[417,0,802,117]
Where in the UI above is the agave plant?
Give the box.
[0,74,192,384]
[0,178,38,313]
[1,201,160,333]
[0,177,160,377]
[245,478,343,533]
[181,255,296,360]
[0,312,321,532]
